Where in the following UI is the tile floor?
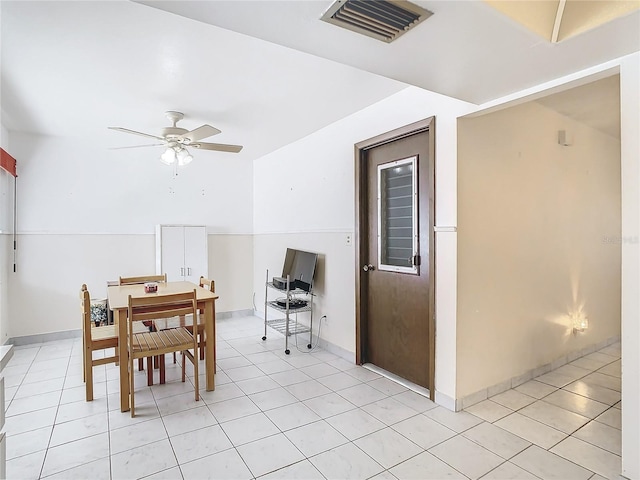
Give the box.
[3,316,623,479]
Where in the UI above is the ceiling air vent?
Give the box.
[320,0,432,43]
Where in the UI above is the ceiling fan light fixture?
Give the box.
[160,147,177,165]
[109,111,244,162]
[176,147,193,166]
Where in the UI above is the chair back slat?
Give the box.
[129,292,196,321]
[130,306,194,322]
[119,274,167,285]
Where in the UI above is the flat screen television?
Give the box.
[282,248,318,293]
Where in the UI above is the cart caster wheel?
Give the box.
[262,336,266,341]
[285,349,290,355]
[307,344,312,349]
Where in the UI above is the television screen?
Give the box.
[282,248,318,292]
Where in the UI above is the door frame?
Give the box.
[354,117,436,400]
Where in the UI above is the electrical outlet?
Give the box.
[346,234,352,246]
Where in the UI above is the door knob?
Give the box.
[363,264,375,272]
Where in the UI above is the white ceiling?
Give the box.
[1,0,635,162]
[138,0,640,103]
[0,1,406,159]
[535,75,621,139]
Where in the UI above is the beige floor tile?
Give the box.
[491,389,537,410]
[391,390,438,413]
[551,436,621,479]
[511,445,592,479]
[41,432,110,478]
[392,414,457,449]
[595,407,621,429]
[514,380,558,400]
[43,457,112,480]
[390,451,467,480]
[581,372,621,392]
[573,420,621,455]
[284,420,349,457]
[429,435,504,479]
[169,424,234,465]
[179,448,252,480]
[480,461,539,479]
[109,417,168,455]
[303,391,357,418]
[423,406,483,433]
[563,380,621,405]
[542,389,609,419]
[260,459,325,480]
[354,427,423,469]
[308,442,384,480]
[325,408,386,440]
[495,413,567,449]
[6,425,52,460]
[535,370,577,388]
[597,360,621,378]
[518,400,589,434]
[362,397,420,426]
[465,400,513,423]
[462,422,531,459]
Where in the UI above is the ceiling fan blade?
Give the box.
[109,143,165,150]
[191,142,243,153]
[178,125,221,143]
[108,127,165,141]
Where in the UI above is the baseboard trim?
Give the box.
[7,329,82,346]
[316,337,356,364]
[457,334,622,411]
[7,309,256,346]
[217,309,255,320]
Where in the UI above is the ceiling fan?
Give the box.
[109,111,243,166]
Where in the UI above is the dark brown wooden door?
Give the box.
[356,119,435,392]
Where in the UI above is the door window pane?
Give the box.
[377,156,418,274]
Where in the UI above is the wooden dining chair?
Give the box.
[170,276,214,366]
[119,274,168,379]
[127,290,199,417]
[81,284,118,401]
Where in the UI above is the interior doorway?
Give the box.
[354,117,436,399]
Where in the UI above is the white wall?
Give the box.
[11,133,253,234]
[457,100,621,398]
[457,53,638,476]
[620,52,639,480]
[253,86,475,402]
[0,122,13,343]
[6,132,255,339]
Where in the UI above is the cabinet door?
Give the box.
[161,226,186,281]
[184,226,207,284]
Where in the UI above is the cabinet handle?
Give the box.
[187,267,191,276]
[180,267,185,277]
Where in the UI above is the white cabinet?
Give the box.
[156,225,208,284]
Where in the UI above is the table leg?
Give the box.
[115,309,129,412]
[204,299,216,391]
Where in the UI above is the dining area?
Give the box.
[82,275,219,416]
